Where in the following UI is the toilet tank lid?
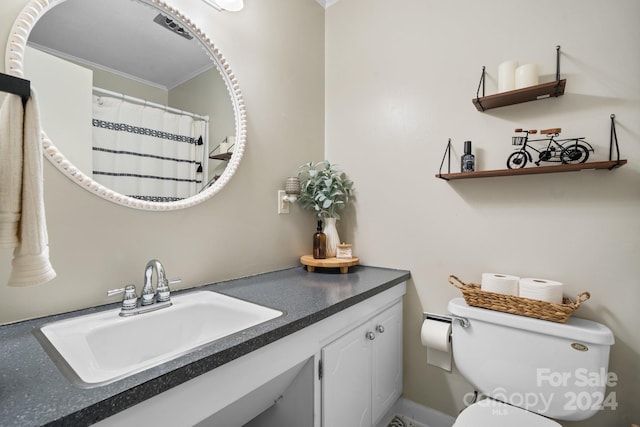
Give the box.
[448,298,614,346]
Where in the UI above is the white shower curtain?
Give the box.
[92,95,207,202]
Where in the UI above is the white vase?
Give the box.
[323,217,340,258]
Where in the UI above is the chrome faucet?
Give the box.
[107,259,181,317]
[142,259,170,305]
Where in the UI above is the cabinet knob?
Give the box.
[366,331,376,341]
[375,325,385,333]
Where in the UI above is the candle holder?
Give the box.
[283,177,301,202]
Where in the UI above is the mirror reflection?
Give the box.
[23,0,237,204]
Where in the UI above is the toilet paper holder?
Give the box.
[423,312,470,328]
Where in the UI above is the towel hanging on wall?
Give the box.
[0,89,56,286]
[0,94,23,247]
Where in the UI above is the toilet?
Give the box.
[447,297,615,426]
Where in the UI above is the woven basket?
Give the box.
[449,275,590,323]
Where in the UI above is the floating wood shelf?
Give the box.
[436,159,627,181]
[209,152,232,161]
[473,80,566,112]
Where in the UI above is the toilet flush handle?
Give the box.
[451,314,471,328]
[451,315,470,328]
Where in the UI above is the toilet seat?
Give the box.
[453,399,561,427]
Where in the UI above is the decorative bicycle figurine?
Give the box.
[507,128,594,169]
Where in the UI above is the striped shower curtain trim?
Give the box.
[92,118,204,145]
[92,147,203,172]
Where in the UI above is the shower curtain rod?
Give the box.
[93,86,209,122]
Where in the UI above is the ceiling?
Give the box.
[27,0,214,90]
[315,0,341,8]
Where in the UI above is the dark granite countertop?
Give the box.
[0,265,410,426]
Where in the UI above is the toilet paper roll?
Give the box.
[498,60,518,92]
[421,319,451,351]
[515,64,539,89]
[519,278,563,304]
[481,273,520,296]
[421,319,452,371]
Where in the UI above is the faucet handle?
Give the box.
[156,278,181,303]
[107,284,138,310]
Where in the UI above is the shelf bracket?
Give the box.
[555,45,561,82]
[474,66,486,111]
[553,45,562,97]
[609,113,621,168]
[437,139,453,180]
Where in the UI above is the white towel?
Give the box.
[0,93,23,245]
[0,89,56,286]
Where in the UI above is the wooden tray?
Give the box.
[300,255,359,273]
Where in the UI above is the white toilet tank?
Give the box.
[448,298,614,421]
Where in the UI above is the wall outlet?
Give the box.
[278,190,289,214]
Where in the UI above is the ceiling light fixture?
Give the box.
[201,0,244,12]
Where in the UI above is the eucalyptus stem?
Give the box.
[296,161,354,219]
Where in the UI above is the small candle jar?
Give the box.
[336,243,353,259]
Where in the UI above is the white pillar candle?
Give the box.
[498,59,518,92]
[515,63,539,89]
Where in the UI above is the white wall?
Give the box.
[0,0,325,322]
[24,46,93,175]
[170,67,235,184]
[325,0,639,426]
[92,69,169,105]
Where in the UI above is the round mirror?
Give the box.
[5,0,246,210]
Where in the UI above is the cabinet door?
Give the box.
[371,302,403,425]
[322,321,372,427]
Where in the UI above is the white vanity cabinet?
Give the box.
[94,284,406,427]
[321,300,403,427]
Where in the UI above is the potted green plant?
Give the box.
[297,161,354,257]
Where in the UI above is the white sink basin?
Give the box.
[35,291,283,387]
